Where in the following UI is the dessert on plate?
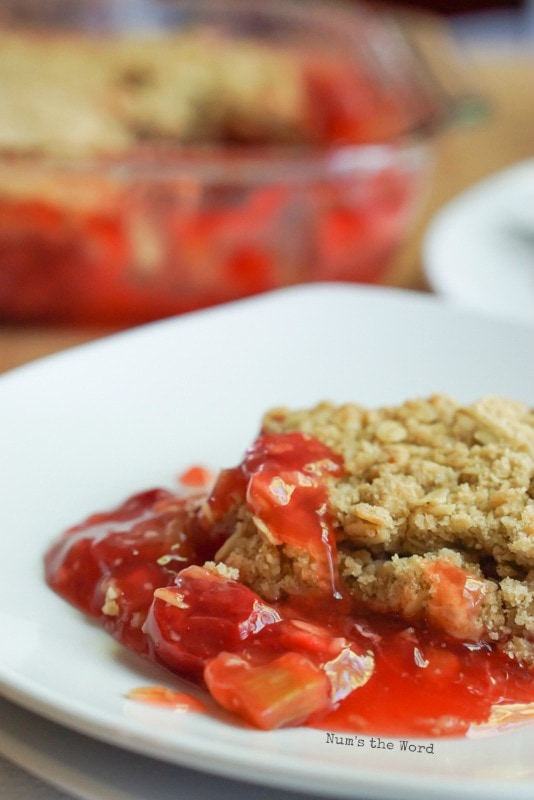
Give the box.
[45,394,534,736]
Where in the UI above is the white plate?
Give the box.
[423,159,534,324]
[1,284,534,800]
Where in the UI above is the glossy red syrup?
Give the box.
[44,433,534,736]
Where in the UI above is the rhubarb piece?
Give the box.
[205,651,331,730]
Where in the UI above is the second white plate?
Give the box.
[424,159,534,324]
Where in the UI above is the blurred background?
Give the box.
[0,0,532,369]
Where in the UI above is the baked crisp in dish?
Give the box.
[221,395,534,664]
[0,24,427,325]
[45,394,534,736]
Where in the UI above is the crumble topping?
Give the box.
[216,395,534,665]
[0,29,306,158]
[101,580,121,616]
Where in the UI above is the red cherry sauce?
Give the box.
[44,433,534,736]
[44,487,224,653]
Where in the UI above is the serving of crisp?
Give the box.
[45,394,534,737]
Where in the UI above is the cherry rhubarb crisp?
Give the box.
[45,394,534,736]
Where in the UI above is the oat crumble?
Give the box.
[215,395,534,666]
[0,30,306,158]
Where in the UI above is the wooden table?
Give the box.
[1,28,532,376]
